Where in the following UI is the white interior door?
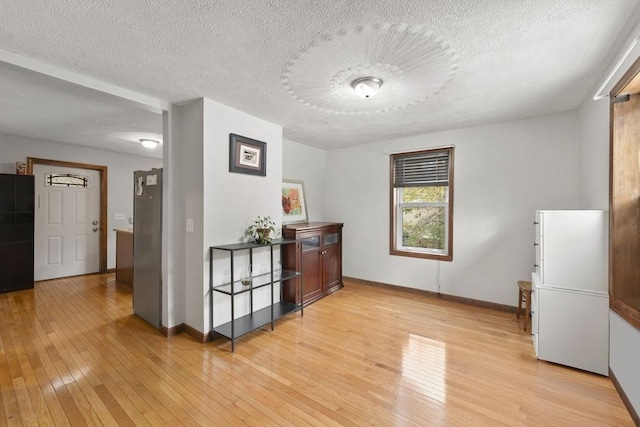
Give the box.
[34,164,100,280]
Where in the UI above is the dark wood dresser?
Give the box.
[282,222,343,305]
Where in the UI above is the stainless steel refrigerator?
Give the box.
[133,168,162,328]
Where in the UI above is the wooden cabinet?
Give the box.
[114,228,133,287]
[0,174,34,293]
[282,222,343,305]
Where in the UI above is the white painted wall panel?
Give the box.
[282,138,327,221]
[203,98,283,332]
[180,98,283,333]
[577,96,609,210]
[324,112,579,306]
[181,99,205,333]
[610,311,640,415]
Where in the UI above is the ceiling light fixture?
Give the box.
[351,77,383,98]
[139,138,159,149]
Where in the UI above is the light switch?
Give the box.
[186,218,194,232]
[114,213,126,221]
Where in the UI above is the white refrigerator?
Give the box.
[531,210,609,376]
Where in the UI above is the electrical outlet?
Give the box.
[186,218,194,232]
[114,213,126,221]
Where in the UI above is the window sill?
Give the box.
[390,248,452,262]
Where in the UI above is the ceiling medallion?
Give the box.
[282,23,460,114]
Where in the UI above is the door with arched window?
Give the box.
[33,164,100,280]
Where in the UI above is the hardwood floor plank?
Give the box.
[93,384,137,427]
[11,376,38,426]
[0,274,634,426]
[10,313,57,426]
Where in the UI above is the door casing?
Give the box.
[27,157,108,274]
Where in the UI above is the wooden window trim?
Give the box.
[609,56,640,331]
[389,147,454,261]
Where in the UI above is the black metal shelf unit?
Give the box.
[209,238,302,352]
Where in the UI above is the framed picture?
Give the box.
[229,133,266,176]
[282,179,308,224]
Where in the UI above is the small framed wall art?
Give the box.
[229,133,266,176]
[282,179,308,224]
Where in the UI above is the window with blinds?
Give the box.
[390,147,454,261]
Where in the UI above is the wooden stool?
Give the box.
[517,280,532,332]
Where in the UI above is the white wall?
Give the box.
[577,20,640,416]
[181,99,205,332]
[162,106,185,329]
[0,133,162,269]
[180,98,283,333]
[282,139,327,221]
[610,312,640,414]
[324,112,579,306]
[577,98,610,209]
[204,98,283,331]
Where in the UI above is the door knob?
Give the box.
[92,220,98,225]
[93,227,98,232]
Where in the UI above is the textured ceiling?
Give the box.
[0,62,163,159]
[0,0,639,150]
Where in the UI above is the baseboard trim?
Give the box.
[105,268,116,274]
[344,276,517,313]
[182,323,209,343]
[160,323,184,338]
[610,367,640,426]
[158,322,210,342]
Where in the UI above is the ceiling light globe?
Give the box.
[140,138,159,149]
[352,77,383,98]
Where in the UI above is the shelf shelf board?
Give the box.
[210,238,298,252]
[212,270,300,295]
[212,301,302,340]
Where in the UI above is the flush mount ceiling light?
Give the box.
[351,77,383,98]
[282,23,459,114]
[139,138,159,149]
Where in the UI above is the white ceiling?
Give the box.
[0,0,639,151]
[0,62,163,159]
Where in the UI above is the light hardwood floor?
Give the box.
[0,274,633,426]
